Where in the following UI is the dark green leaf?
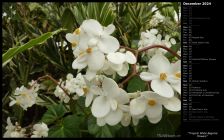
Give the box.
[41,103,67,125]
[127,76,147,92]
[88,116,121,138]
[61,8,76,31]
[48,114,84,138]
[2,28,64,66]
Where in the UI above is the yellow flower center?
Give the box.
[175,72,181,78]
[148,99,156,106]
[73,28,81,35]
[86,48,92,54]
[160,73,167,80]
[72,41,78,47]
[20,92,27,97]
[83,87,89,95]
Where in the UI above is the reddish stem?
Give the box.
[36,75,69,96]
[138,45,181,59]
[118,44,180,87]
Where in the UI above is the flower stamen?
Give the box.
[73,28,81,35]
[83,87,89,95]
[175,72,181,78]
[148,99,156,106]
[86,48,92,54]
[160,73,167,80]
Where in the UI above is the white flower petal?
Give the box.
[116,88,129,104]
[125,51,136,64]
[170,38,176,45]
[65,33,78,43]
[149,29,158,35]
[102,77,119,98]
[164,96,181,111]
[103,24,115,35]
[147,112,162,124]
[107,52,126,64]
[97,118,106,126]
[81,19,103,36]
[102,60,110,71]
[117,63,129,77]
[132,117,139,126]
[130,97,146,116]
[9,100,16,106]
[165,35,170,41]
[146,104,162,118]
[105,109,123,126]
[171,60,181,73]
[98,36,120,54]
[85,92,94,107]
[121,113,131,127]
[72,55,88,70]
[171,82,181,94]
[119,104,130,112]
[148,54,171,74]
[88,51,105,71]
[91,96,110,118]
[151,79,174,98]
[109,61,123,71]
[109,99,118,111]
[85,69,97,81]
[140,72,158,81]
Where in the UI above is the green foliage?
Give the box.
[2,28,64,67]
[135,110,181,137]
[88,116,121,137]
[48,114,84,137]
[41,103,67,125]
[2,2,181,138]
[127,76,147,92]
[61,8,76,31]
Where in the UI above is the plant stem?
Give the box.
[138,45,181,59]
[119,45,181,87]
[35,75,69,97]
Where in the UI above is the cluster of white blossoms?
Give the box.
[65,19,136,81]
[6,19,181,137]
[9,81,40,110]
[3,117,48,138]
[149,11,165,27]
[138,29,176,57]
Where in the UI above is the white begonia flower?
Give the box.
[96,88,130,126]
[149,11,164,27]
[140,54,180,98]
[104,51,137,77]
[2,12,7,17]
[160,34,176,49]
[66,19,120,80]
[138,29,177,57]
[80,19,120,54]
[91,76,129,121]
[28,80,40,92]
[170,60,181,94]
[31,122,49,138]
[9,85,38,110]
[3,117,26,138]
[130,91,181,124]
[54,80,70,103]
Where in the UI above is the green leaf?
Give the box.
[165,42,181,59]
[2,28,64,67]
[127,76,147,92]
[135,110,180,137]
[41,103,67,125]
[88,116,121,137]
[61,8,76,31]
[48,114,83,138]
